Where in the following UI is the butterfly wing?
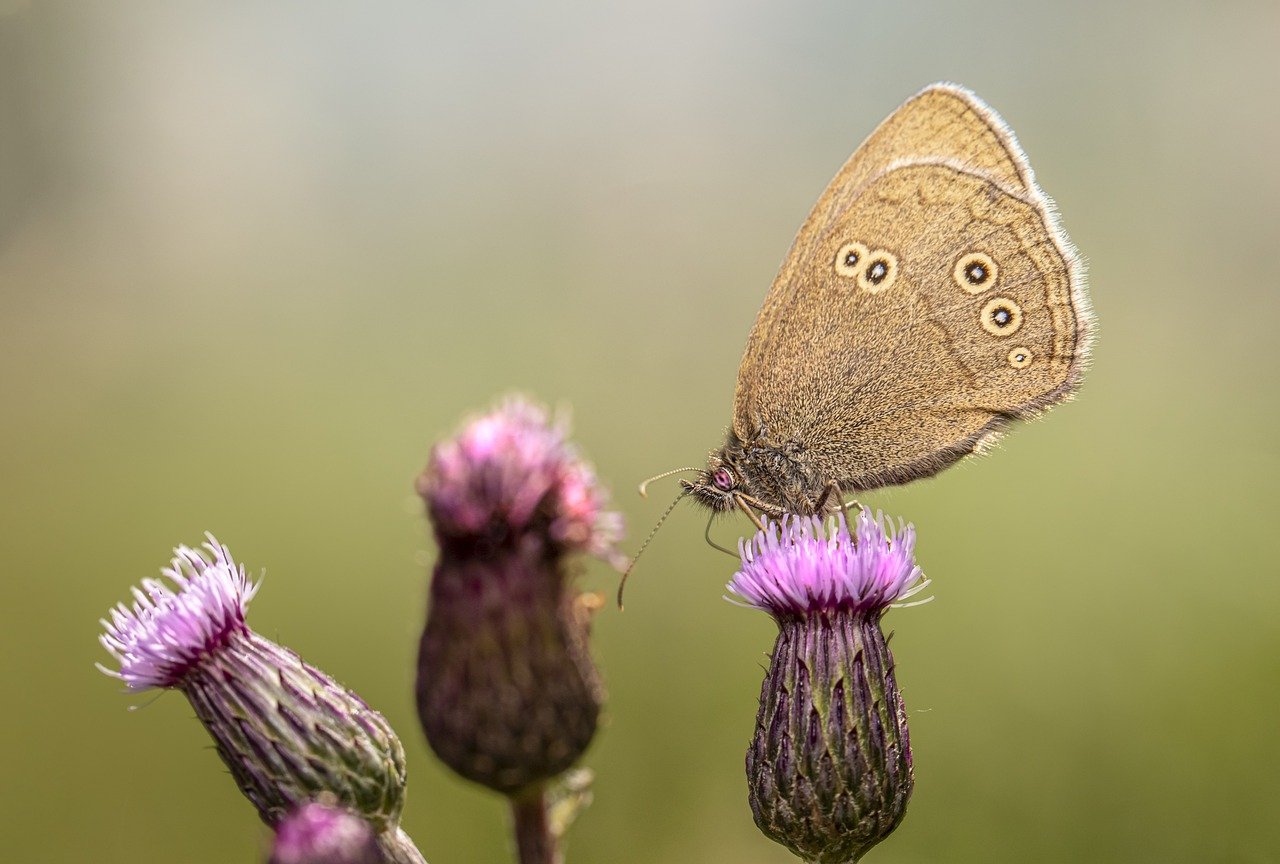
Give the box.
[733,85,1090,492]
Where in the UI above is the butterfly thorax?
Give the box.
[682,430,830,518]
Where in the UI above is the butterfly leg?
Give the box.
[815,481,865,516]
[735,495,767,532]
[703,514,739,558]
[814,481,845,513]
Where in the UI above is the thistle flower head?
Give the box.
[99,537,415,843]
[418,398,621,559]
[97,533,260,690]
[270,801,384,864]
[416,397,615,798]
[736,509,925,863]
[729,511,927,618]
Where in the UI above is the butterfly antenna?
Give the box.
[617,489,689,609]
[637,467,699,498]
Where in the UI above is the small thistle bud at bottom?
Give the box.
[270,801,384,864]
[730,514,928,863]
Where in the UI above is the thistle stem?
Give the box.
[510,785,560,864]
[378,828,429,864]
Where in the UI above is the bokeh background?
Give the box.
[3,2,1279,862]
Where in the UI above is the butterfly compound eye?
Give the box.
[712,467,735,491]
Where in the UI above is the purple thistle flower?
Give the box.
[98,534,259,690]
[415,397,619,861]
[98,536,425,864]
[418,398,622,562]
[270,801,384,864]
[728,512,928,617]
[731,510,927,864]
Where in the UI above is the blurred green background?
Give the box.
[3,2,1279,862]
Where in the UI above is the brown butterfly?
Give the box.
[667,83,1092,525]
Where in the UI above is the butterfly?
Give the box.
[670,83,1091,524]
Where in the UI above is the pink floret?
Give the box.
[97,534,260,691]
[419,398,622,560]
[728,511,928,617]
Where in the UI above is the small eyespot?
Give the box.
[1008,347,1033,369]
[857,250,898,293]
[980,297,1023,336]
[954,252,998,294]
[712,467,734,491]
[834,242,869,278]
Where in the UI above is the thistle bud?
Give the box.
[270,801,384,864]
[98,535,424,863]
[729,512,929,863]
[414,398,620,797]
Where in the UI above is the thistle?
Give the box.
[415,398,620,863]
[270,800,385,864]
[729,512,929,864]
[98,535,426,864]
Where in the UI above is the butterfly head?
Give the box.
[680,460,743,514]
[622,459,745,606]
